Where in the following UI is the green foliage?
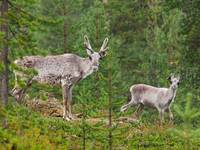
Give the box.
[10,63,38,76]
[1,0,200,149]
[1,102,200,149]
[171,93,200,149]
[174,93,200,125]
[0,104,73,149]
[0,105,7,122]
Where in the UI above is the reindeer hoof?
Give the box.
[120,108,126,112]
[63,116,71,121]
[69,114,77,120]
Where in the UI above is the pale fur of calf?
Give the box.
[121,75,180,123]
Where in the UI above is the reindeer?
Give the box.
[120,74,180,123]
[12,35,109,121]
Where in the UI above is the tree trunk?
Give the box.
[103,0,112,150]
[64,21,67,53]
[1,0,9,105]
[94,12,100,100]
[167,46,173,65]
[63,1,67,53]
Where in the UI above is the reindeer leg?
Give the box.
[19,79,33,101]
[132,104,144,119]
[12,72,33,103]
[159,109,164,125]
[61,74,79,120]
[166,108,173,123]
[12,71,21,100]
[120,100,136,112]
[68,86,76,120]
[62,85,70,121]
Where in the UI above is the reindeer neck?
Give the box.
[167,85,177,101]
[81,57,94,79]
[169,85,177,92]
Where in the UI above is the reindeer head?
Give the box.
[167,74,180,89]
[84,35,109,72]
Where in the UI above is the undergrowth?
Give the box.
[0,97,200,149]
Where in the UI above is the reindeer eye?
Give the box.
[89,56,92,61]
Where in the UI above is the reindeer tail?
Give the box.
[14,56,41,68]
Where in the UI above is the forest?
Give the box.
[0,0,200,149]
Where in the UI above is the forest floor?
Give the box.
[25,98,140,124]
[0,99,200,149]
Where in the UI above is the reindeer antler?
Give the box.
[84,35,94,54]
[100,38,109,52]
[99,37,109,57]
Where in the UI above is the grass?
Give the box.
[0,99,200,149]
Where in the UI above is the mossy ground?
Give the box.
[0,100,199,150]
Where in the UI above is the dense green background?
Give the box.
[0,0,200,149]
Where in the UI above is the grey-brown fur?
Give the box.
[12,35,109,121]
[121,74,180,123]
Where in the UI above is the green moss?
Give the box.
[0,101,199,149]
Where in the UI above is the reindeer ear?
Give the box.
[167,73,175,81]
[177,75,181,84]
[167,75,172,82]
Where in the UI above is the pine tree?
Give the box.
[1,0,9,104]
[172,93,200,149]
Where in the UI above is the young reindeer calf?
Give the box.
[120,74,180,123]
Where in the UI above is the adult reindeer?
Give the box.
[120,74,180,123]
[12,35,109,121]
